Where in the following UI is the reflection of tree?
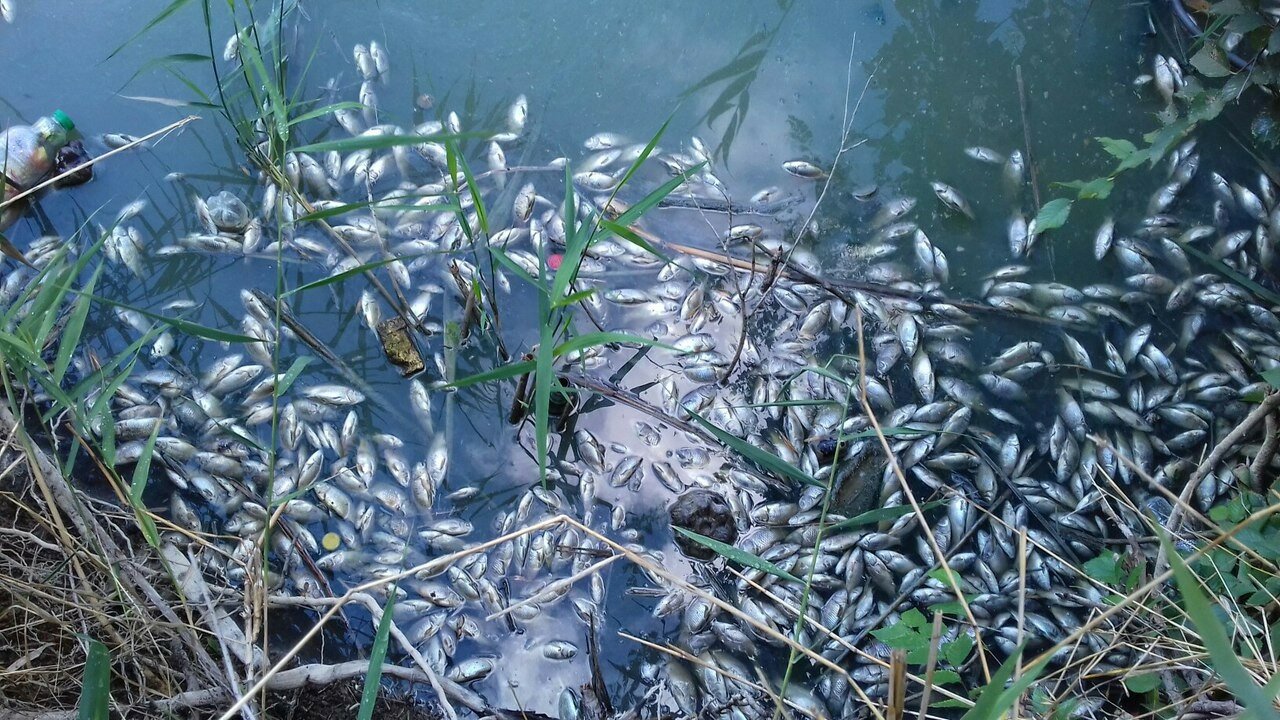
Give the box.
[681,0,794,167]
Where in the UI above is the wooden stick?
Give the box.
[0,115,200,211]
[1015,65,1042,210]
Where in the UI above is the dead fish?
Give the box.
[353,43,377,81]
[1093,218,1114,260]
[782,160,826,179]
[965,146,1005,164]
[584,132,627,150]
[508,94,528,134]
[931,181,974,219]
[369,40,390,84]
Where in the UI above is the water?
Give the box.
[2,0,1257,715]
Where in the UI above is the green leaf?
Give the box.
[554,331,665,356]
[357,592,397,720]
[1123,672,1161,694]
[119,52,211,89]
[1096,137,1137,161]
[293,131,474,155]
[1083,551,1124,586]
[680,527,804,583]
[1189,44,1232,79]
[1262,368,1280,389]
[295,199,458,225]
[76,635,111,720]
[687,410,822,488]
[900,608,927,628]
[444,358,536,390]
[1056,177,1114,200]
[84,292,259,343]
[943,632,974,666]
[1033,198,1073,232]
[1164,532,1280,720]
[287,101,367,127]
[931,669,962,686]
[836,426,929,442]
[1179,241,1280,306]
[1116,146,1153,173]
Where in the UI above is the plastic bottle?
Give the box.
[0,110,76,231]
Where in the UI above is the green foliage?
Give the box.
[357,593,397,720]
[673,527,803,584]
[1165,530,1280,720]
[869,608,974,710]
[76,635,111,720]
[1033,198,1072,232]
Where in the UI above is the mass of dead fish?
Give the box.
[11,36,1280,720]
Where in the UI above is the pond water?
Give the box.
[3,0,1271,717]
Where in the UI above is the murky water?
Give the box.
[3,0,1260,715]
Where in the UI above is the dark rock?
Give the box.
[669,489,737,561]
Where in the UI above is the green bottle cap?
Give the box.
[51,110,74,132]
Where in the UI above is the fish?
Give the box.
[782,160,826,179]
[508,94,528,134]
[930,181,974,219]
[965,146,1005,164]
[369,40,390,84]
[353,43,377,81]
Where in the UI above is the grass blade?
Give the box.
[610,161,705,229]
[76,635,111,720]
[105,0,193,60]
[673,527,802,584]
[827,500,947,532]
[84,292,258,343]
[283,254,430,297]
[1163,532,1280,719]
[688,410,821,488]
[447,359,537,390]
[286,101,366,127]
[1179,241,1280,306]
[296,199,459,224]
[357,593,397,720]
[554,331,669,357]
[273,357,312,398]
[54,265,103,384]
[959,646,1046,719]
[119,52,210,90]
[129,422,162,548]
[452,141,489,236]
[293,132,475,155]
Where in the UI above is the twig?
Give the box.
[0,116,200,211]
[1157,391,1280,572]
[915,612,944,720]
[484,553,621,622]
[1250,413,1278,492]
[1015,66,1041,211]
[154,659,446,711]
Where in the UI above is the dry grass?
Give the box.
[0,419,209,719]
